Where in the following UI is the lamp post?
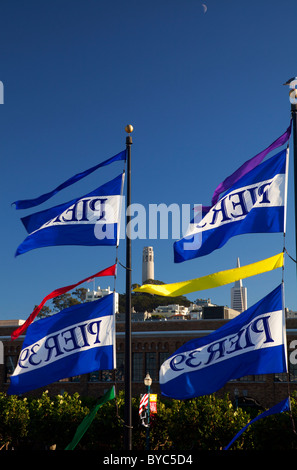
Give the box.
[144,373,152,450]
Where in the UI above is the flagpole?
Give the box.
[124,124,133,450]
[291,102,297,264]
[284,78,297,262]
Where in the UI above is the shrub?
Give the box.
[2,390,297,451]
[0,393,29,450]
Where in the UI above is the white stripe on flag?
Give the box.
[139,394,148,415]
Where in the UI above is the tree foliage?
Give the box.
[119,292,191,314]
[36,288,88,318]
[1,391,297,451]
[0,393,29,449]
[36,278,192,318]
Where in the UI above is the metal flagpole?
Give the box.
[291,101,297,263]
[124,124,133,450]
[284,78,297,262]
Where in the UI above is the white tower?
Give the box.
[142,246,154,284]
[231,258,247,313]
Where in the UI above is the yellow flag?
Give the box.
[133,252,284,297]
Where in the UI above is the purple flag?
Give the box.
[203,122,292,213]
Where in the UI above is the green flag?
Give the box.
[65,386,116,450]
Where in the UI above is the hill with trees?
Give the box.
[36,280,192,317]
[119,279,191,313]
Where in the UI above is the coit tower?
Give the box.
[142,246,154,284]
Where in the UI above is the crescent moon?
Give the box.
[202,3,207,13]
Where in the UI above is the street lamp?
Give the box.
[144,373,152,450]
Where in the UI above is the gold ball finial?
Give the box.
[125,124,134,134]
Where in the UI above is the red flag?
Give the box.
[11,264,116,340]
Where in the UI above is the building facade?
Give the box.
[85,285,119,313]
[1,316,297,409]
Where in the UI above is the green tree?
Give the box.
[165,395,250,451]
[76,390,125,450]
[37,288,88,318]
[3,390,297,450]
[27,391,89,450]
[0,393,29,449]
[72,287,87,302]
[36,304,53,318]
[133,396,173,450]
[248,393,297,450]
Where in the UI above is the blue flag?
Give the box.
[159,285,287,400]
[8,293,115,395]
[13,150,126,210]
[15,173,124,256]
[224,397,290,450]
[174,149,288,263]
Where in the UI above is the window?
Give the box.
[132,352,143,381]
[254,375,266,382]
[59,376,80,383]
[5,356,17,383]
[146,352,157,381]
[89,371,100,382]
[88,370,113,382]
[274,372,288,382]
[289,362,297,382]
[238,375,256,383]
[71,376,80,382]
[115,352,124,382]
[230,375,266,383]
[101,370,113,382]
[159,352,170,368]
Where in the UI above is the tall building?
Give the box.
[231,258,247,313]
[142,246,154,284]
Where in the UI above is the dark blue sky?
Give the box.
[1,0,297,320]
